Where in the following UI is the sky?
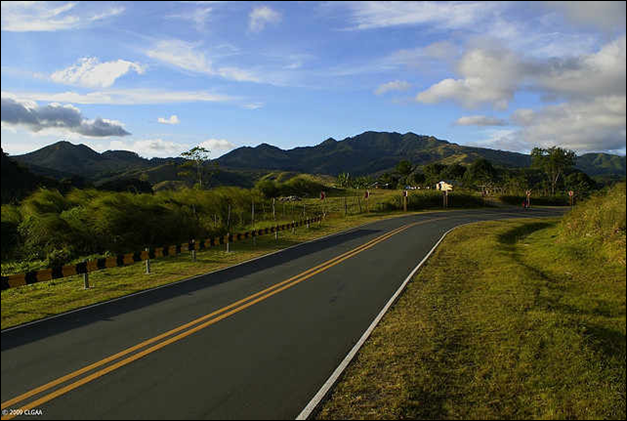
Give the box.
[1,1,626,159]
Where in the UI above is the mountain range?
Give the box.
[9,131,627,188]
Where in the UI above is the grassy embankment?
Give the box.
[318,183,626,420]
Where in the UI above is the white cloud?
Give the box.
[339,1,495,31]
[374,80,412,95]
[416,36,627,110]
[535,35,626,100]
[417,44,526,110]
[107,138,187,158]
[472,129,531,153]
[167,7,212,31]
[545,1,626,31]
[158,115,180,125]
[2,89,234,105]
[145,39,261,83]
[50,57,145,88]
[512,96,626,153]
[455,115,508,126]
[249,6,282,32]
[198,138,236,156]
[146,40,211,74]
[1,95,130,137]
[1,1,124,32]
[243,103,264,110]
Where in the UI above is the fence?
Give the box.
[1,216,322,291]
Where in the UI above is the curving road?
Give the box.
[1,208,564,420]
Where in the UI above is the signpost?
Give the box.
[403,190,408,212]
[569,190,574,208]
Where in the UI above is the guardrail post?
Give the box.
[83,260,90,289]
[226,233,230,253]
[191,239,197,262]
[145,247,151,274]
[292,220,295,234]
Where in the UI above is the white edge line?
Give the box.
[295,221,475,420]
[1,211,444,334]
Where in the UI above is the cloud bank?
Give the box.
[1,96,130,137]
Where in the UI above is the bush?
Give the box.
[3,186,272,268]
[378,190,484,211]
[499,194,570,206]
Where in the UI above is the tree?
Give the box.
[442,163,467,182]
[565,171,596,196]
[531,146,576,196]
[336,172,351,188]
[178,146,218,189]
[423,163,447,185]
[465,159,497,192]
[395,160,416,178]
[412,172,426,185]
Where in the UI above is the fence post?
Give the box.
[273,198,278,240]
[83,260,90,289]
[145,247,151,274]
[252,200,256,247]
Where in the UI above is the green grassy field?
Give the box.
[317,216,626,420]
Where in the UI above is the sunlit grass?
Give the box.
[317,217,626,420]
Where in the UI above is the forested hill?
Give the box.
[9,133,626,186]
[12,140,182,181]
[217,131,625,177]
[216,131,534,175]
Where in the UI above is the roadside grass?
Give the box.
[1,208,430,330]
[317,217,626,420]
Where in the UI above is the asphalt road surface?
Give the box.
[1,208,565,420]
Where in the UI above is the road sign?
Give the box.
[526,190,531,197]
[569,190,574,197]
[320,191,325,200]
[403,190,408,197]
[364,190,370,199]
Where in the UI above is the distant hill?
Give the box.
[9,133,626,192]
[216,131,534,175]
[13,141,159,181]
[1,149,62,204]
[575,153,626,176]
[218,131,626,178]
[11,141,266,190]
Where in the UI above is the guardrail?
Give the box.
[1,216,322,291]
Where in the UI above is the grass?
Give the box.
[1,207,437,330]
[317,217,626,420]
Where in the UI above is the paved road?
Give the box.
[1,208,564,420]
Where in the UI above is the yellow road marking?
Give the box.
[1,219,436,419]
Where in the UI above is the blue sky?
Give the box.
[1,1,625,159]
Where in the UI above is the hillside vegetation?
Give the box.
[559,182,626,264]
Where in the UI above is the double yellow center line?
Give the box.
[1,218,435,419]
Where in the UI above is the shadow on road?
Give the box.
[1,226,382,351]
